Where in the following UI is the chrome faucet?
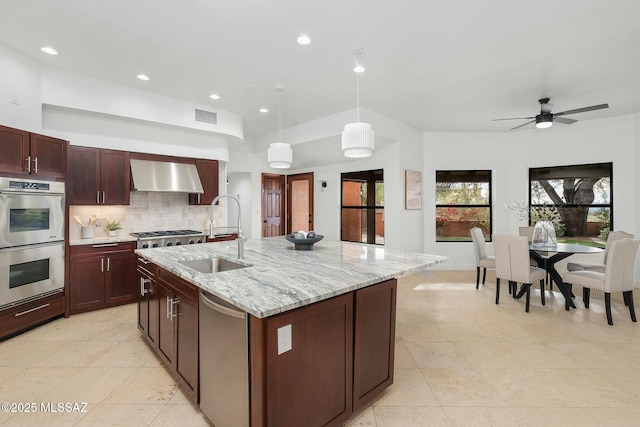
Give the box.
[210,194,246,259]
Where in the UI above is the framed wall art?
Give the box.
[404,170,422,210]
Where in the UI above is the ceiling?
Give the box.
[2,0,640,140]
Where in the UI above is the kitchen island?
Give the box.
[135,237,446,427]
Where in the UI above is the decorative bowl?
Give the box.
[284,234,324,250]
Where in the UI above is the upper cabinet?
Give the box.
[68,146,130,205]
[0,125,67,179]
[189,159,219,205]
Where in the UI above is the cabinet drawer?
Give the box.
[137,257,158,277]
[0,293,65,339]
[70,241,136,257]
[158,268,199,306]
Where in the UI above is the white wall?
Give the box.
[0,44,42,131]
[425,114,640,270]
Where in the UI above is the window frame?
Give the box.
[340,169,384,245]
[435,170,492,243]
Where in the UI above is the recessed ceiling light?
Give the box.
[41,46,58,55]
[353,65,365,73]
[297,35,311,45]
[137,74,150,81]
[259,108,269,113]
[209,93,220,100]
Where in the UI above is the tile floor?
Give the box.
[2,270,640,426]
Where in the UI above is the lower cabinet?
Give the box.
[0,292,66,340]
[250,279,397,427]
[140,264,199,403]
[68,242,137,314]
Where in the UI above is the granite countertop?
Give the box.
[69,235,138,246]
[135,237,447,318]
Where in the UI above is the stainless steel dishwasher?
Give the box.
[199,290,249,427]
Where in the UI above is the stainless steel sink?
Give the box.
[179,257,247,274]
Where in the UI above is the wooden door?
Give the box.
[0,125,30,175]
[262,174,286,237]
[101,149,131,205]
[30,133,67,179]
[287,173,314,233]
[68,146,102,205]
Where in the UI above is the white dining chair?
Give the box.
[470,227,495,289]
[564,238,640,325]
[566,230,634,273]
[494,234,546,312]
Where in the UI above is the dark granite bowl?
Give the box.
[284,234,324,250]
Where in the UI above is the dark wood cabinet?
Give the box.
[140,264,200,403]
[353,279,397,411]
[137,258,158,347]
[68,242,137,314]
[68,146,130,205]
[189,159,219,205]
[206,233,237,243]
[0,125,67,179]
[250,293,354,427]
[0,292,65,340]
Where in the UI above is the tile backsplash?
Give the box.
[68,192,223,239]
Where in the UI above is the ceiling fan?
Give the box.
[493,98,609,130]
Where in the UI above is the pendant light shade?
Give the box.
[342,123,374,158]
[268,86,292,169]
[342,50,374,158]
[268,142,293,168]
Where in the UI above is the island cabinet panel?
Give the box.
[189,159,219,205]
[0,125,67,179]
[353,279,397,411]
[137,258,159,347]
[68,242,137,314]
[250,292,354,427]
[153,267,200,403]
[68,146,130,205]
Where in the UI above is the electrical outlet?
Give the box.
[277,324,292,355]
[94,217,107,228]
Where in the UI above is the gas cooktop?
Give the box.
[130,230,203,239]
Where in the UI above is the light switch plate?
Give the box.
[277,324,292,355]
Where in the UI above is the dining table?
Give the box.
[527,243,604,310]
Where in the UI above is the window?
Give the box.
[435,170,491,242]
[529,162,612,243]
[341,169,384,245]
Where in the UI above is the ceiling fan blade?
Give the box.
[554,116,578,125]
[492,116,535,121]
[510,120,535,130]
[554,103,609,116]
[541,103,553,114]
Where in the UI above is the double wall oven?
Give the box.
[0,177,65,310]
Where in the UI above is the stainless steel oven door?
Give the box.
[0,191,65,248]
[0,242,64,309]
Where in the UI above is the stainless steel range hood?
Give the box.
[130,159,204,193]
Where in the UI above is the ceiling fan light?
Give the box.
[268,142,292,168]
[342,122,375,158]
[535,115,553,129]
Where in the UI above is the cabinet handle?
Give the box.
[107,257,110,271]
[97,191,100,204]
[102,191,106,204]
[138,258,150,265]
[15,303,50,317]
[92,243,118,248]
[101,258,104,272]
[33,157,38,174]
[171,298,181,318]
[198,194,201,204]
[166,296,171,319]
[26,156,31,173]
[140,277,150,296]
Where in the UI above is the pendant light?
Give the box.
[342,49,374,158]
[267,86,293,169]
